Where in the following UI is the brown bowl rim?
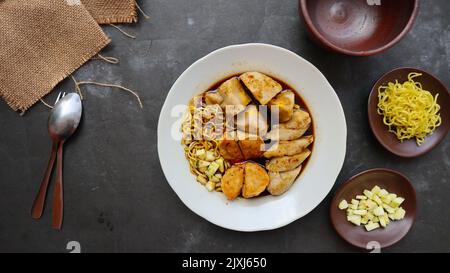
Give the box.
[368,67,450,158]
[330,168,417,249]
[299,0,420,56]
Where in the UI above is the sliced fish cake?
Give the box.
[221,165,245,200]
[269,90,295,122]
[279,109,311,130]
[218,132,244,161]
[265,149,311,172]
[236,105,268,136]
[263,136,313,158]
[265,108,312,140]
[204,91,224,105]
[267,165,302,196]
[242,162,270,198]
[240,72,282,105]
[237,133,265,160]
[217,77,252,113]
[264,127,309,141]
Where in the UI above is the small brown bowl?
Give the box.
[330,168,417,249]
[299,0,419,56]
[368,68,450,158]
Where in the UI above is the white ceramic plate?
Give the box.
[158,43,347,231]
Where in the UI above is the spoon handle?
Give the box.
[31,140,59,219]
[52,141,64,230]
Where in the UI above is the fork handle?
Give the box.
[31,140,59,219]
[52,141,65,230]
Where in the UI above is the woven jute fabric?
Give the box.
[0,0,110,112]
[82,0,137,24]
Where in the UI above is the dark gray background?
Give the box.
[0,0,449,253]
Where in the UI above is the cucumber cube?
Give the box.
[338,200,348,210]
[365,222,380,231]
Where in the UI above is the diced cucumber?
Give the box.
[372,195,383,206]
[215,158,225,173]
[371,186,381,195]
[363,189,373,199]
[353,210,367,216]
[394,207,406,220]
[382,204,395,214]
[373,206,385,216]
[391,197,405,208]
[338,200,349,210]
[367,200,377,210]
[195,149,206,160]
[381,195,394,204]
[206,162,220,177]
[378,189,389,197]
[361,217,369,225]
[388,193,397,199]
[205,181,215,192]
[340,185,406,231]
[198,160,210,168]
[347,215,361,226]
[365,222,380,231]
[205,151,216,162]
[356,195,367,200]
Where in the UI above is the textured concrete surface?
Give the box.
[0,0,449,253]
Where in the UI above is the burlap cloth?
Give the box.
[0,0,111,112]
[82,0,137,24]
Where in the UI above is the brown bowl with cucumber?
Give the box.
[330,168,417,249]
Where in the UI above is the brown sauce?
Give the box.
[203,73,315,179]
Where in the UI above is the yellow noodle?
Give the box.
[377,72,442,146]
[181,103,227,177]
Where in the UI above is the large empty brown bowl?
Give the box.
[330,169,417,249]
[299,0,419,56]
[368,68,450,158]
